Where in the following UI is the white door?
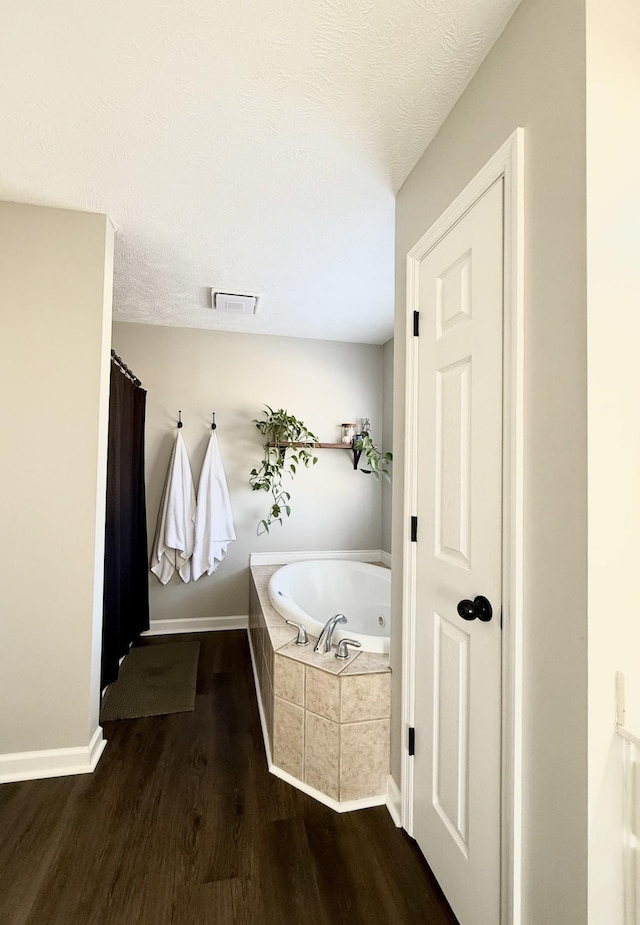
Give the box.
[413,179,504,925]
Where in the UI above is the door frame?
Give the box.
[400,128,525,925]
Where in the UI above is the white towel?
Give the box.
[150,432,196,584]
[192,432,236,580]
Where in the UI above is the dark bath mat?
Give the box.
[100,641,200,721]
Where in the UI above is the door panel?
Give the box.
[436,357,472,567]
[433,611,470,856]
[436,248,472,337]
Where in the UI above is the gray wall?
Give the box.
[381,339,393,554]
[112,322,387,623]
[392,0,588,921]
[0,202,112,757]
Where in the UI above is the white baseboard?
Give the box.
[380,550,392,568]
[0,726,107,784]
[247,629,387,814]
[269,763,386,814]
[143,615,248,636]
[250,549,390,566]
[386,773,403,827]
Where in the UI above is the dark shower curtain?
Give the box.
[101,359,150,688]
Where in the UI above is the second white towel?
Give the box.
[192,432,236,580]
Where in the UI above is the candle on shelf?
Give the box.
[341,423,356,445]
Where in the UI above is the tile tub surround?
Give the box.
[248,566,391,811]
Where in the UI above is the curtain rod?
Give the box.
[111,349,142,387]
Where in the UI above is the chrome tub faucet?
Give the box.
[314,613,347,653]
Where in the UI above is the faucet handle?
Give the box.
[335,638,362,660]
[285,620,309,646]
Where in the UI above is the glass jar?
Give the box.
[341,423,356,445]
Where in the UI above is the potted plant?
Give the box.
[249,406,319,534]
[353,433,393,483]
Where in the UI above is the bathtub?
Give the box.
[267,560,391,654]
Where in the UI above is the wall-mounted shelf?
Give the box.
[269,442,362,469]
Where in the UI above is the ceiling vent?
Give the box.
[211,288,260,315]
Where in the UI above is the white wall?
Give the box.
[586,1,640,920]
[112,322,386,623]
[0,202,112,760]
[392,0,588,921]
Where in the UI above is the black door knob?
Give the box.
[457,595,493,622]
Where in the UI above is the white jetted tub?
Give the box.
[267,560,391,654]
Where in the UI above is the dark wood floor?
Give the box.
[0,631,458,925]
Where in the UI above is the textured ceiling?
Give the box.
[0,0,520,344]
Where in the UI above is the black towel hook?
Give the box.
[177,410,183,429]
[211,412,216,431]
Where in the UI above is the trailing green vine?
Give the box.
[249,406,319,535]
[354,433,393,483]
